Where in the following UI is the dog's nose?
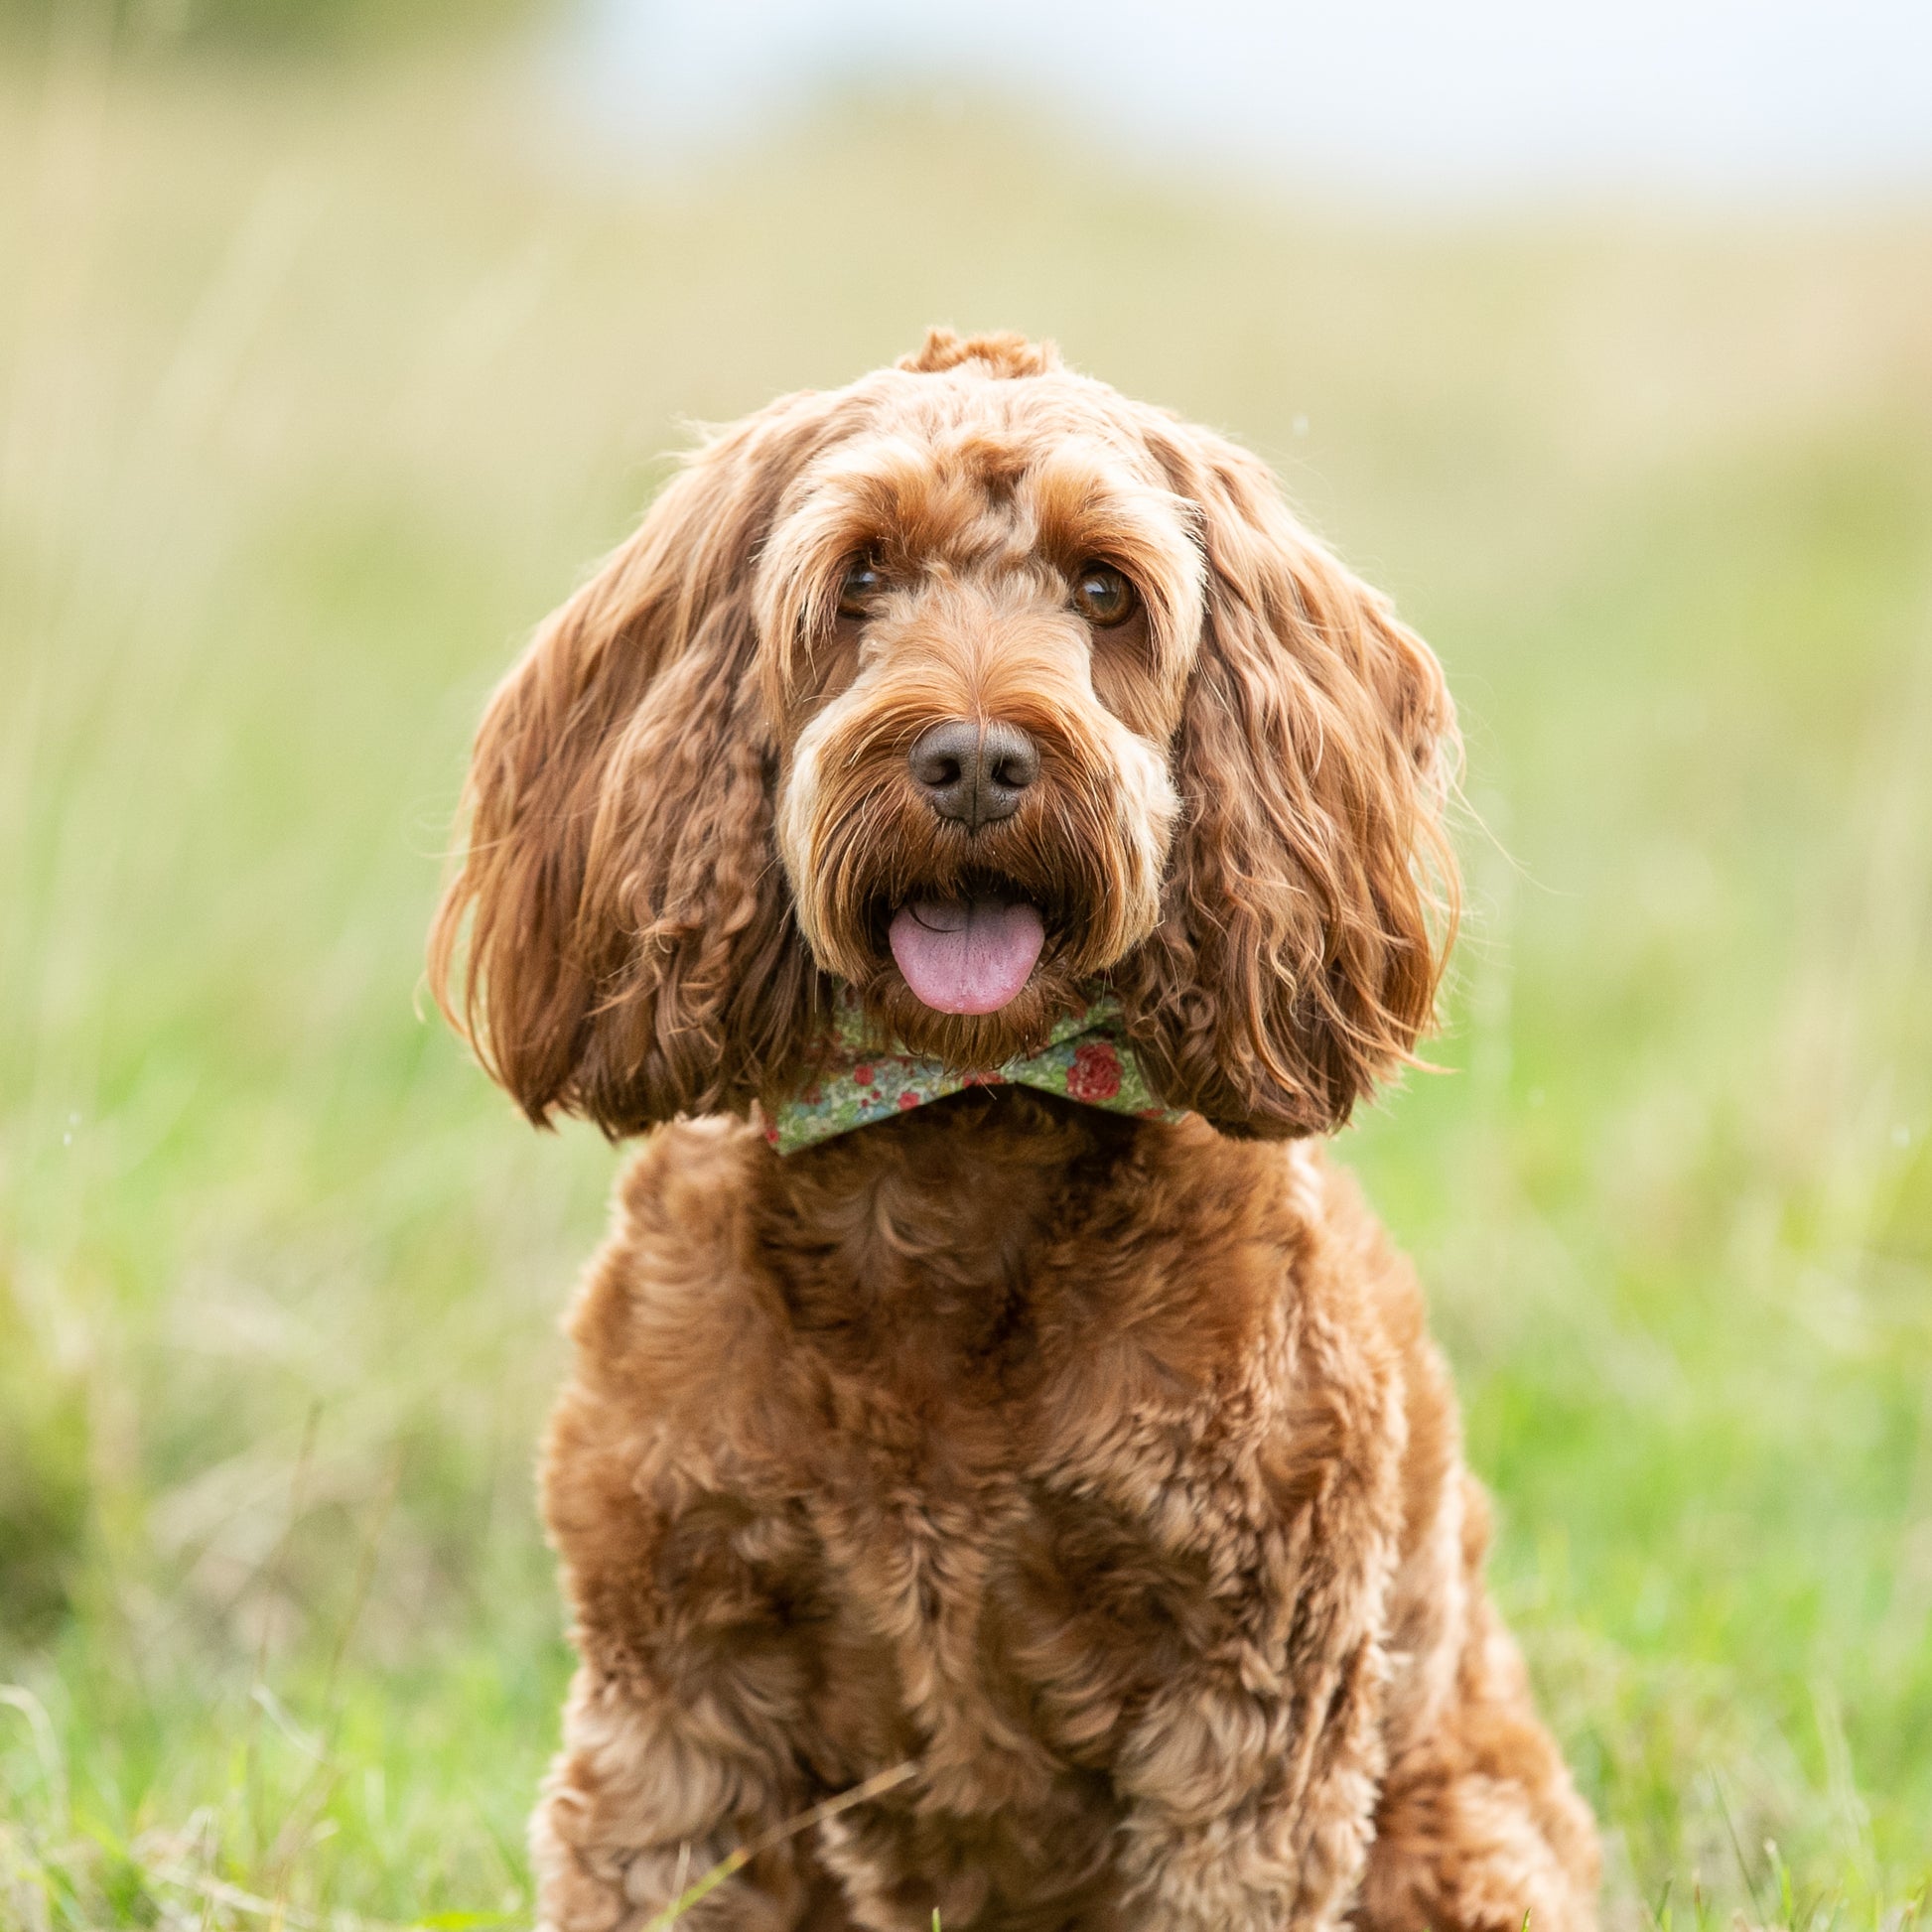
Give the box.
[908,718,1039,830]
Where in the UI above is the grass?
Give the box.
[2,25,1931,1930]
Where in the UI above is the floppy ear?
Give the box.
[429,402,830,1135]
[1115,428,1458,1139]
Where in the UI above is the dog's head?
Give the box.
[431,330,1456,1141]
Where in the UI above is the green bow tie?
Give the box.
[766,993,1181,1156]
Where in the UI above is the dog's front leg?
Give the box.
[528,1436,848,1932]
[529,1130,857,1932]
[531,1662,846,1932]
[1107,1624,1389,1932]
[1093,1294,1407,1932]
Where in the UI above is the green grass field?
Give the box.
[2,29,1930,1931]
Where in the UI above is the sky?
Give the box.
[555,0,1932,207]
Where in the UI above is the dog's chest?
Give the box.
[760,1305,1239,1809]
[616,1111,1322,1842]
[726,1137,1296,1801]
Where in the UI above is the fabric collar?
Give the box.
[766,992,1182,1156]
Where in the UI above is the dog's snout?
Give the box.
[908,719,1039,830]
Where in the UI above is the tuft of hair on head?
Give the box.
[897,327,1061,380]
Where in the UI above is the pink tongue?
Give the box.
[889,897,1045,1015]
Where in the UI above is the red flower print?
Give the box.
[1065,1041,1122,1103]
[897,1090,919,1110]
[853,1063,874,1085]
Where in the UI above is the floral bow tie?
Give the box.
[766,993,1181,1156]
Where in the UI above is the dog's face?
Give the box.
[432,330,1456,1141]
[759,396,1202,1071]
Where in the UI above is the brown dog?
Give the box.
[431,330,1599,1932]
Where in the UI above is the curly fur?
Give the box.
[432,328,1599,1931]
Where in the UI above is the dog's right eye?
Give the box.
[837,558,884,620]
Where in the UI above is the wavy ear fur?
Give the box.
[1117,427,1458,1139]
[430,401,830,1134]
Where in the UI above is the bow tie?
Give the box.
[767,993,1181,1156]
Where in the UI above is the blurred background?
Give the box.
[2,0,1929,1925]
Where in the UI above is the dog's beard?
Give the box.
[778,713,1176,1068]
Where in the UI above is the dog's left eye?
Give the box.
[1071,562,1138,627]
[837,557,884,620]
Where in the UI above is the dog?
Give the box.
[430,329,1600,1932]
